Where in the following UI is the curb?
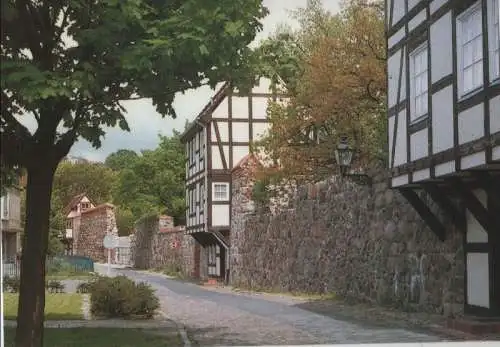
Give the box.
[159,311,192,347]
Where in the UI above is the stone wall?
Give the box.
[76,203,118,263]
[230,166,464,316]
[131,215,197,278]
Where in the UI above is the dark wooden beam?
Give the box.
[471,171,500,213]
[423,183,465,232]
[452,178,492,234]
[398,188,446,241]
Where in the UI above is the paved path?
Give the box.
[98,266,451,346]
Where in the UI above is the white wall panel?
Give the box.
[388,49,406,107]
[493,145,500,160]
[231,96,249,119]
[392,174,409,187]
[217,122,229,142]
[253,123,270,141]
[432,86,454,153]
[408,9,427,32]
[413,168,430,182]
[461,151,486,169]
[434,160,455,176]
[232,122,249,142]
[458,103,485,144]
[394,110,408,166]
[410,129,428,161]
[388,27,405,48]
[392,0,406,25]
[430,12,453,83]
[388,116,395,167]
[252,77,272,93]
[489,95,500,133]
[232,146,249,168]
[467,253,490,308]
[408,0,422,10]
[212,98,228,118]
[466,189,488,243]
[212,205,230,226]
[211,145,223,169]
[252,97,269,119]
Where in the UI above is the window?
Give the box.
[489,0,500,81]
[66,219,73,229]
[212,183,229,201]
[457,2,484,96]
[409,43,428,121]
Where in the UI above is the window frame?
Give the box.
[456,1,484,98]
[409,42,429,123]
[212,182,229,202]
[488,0,500,82]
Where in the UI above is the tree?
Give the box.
[104,149,139,171]
[53,161,116,207]
[255,0,386,183]
[1,1,267,345]
[112,132,186,225]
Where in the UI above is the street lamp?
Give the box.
[334,136,372,186]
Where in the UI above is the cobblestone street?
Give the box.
[113,268,453,346]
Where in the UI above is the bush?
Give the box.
[90,275,159,319]
[46,280,65,293]
[3,276,20,293]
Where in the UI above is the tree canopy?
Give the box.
[1,0,268,344]
[254,0,386,183]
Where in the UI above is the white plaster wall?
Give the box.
[434,160,455,176]
[212,98,228,118]
[232,146,249,168]
[410,129,428,161]
[467,253,490,308]
[232,122,249,142]
[388,27,405,48]
[461,151,486,169]
[432,86,454,153]
[388,48,407,107]
[212,205,230,227]
[394,110,408,166]
[409,9,427,32]
[392,0,406,26]
[413,168,430,182]
[430,0,448,14]
[430,12,453,83]
[231,96,249,119]
[252,97,269,119]
[458,103,485,144]
[252,77,272,94]
[391,174,409,187]
[490,95,500,133]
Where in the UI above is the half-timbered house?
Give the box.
[181,77,283,280]
[386,0,499,317]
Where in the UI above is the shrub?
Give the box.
[90,275,159,319]
[3,276,20,293]
[46,280,65,293]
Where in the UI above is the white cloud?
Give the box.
[70,0,341,162]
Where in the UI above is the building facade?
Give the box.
[63,193,95,255]
[181,78,283,280]
[386,0,499,316]
[1,187,22,264]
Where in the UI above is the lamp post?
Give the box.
[334,136,372,186]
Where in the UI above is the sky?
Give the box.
[68,0,341,162]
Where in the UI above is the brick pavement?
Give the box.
[116,269,450,346]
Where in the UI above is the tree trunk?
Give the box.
[15,161,57,347]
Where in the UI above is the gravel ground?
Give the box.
[103,266,452,347]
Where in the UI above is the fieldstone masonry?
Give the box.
[131,215,197,278]
[230,162,464,316]
[76,203,118,263]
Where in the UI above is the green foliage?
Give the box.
[90,276,159,319]
[115,207,136,236]
[104,150,139,171]
[111,133,186,225]
[45,280,65,293]
[53,161,116,207]
[251,179,271,204]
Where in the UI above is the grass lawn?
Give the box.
[46,271,93,280]
[4,328,182,347]
[3,293,83,320]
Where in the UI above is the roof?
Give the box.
[231,153,263,173]
[180,82,231,143]
[63,193,92,215]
